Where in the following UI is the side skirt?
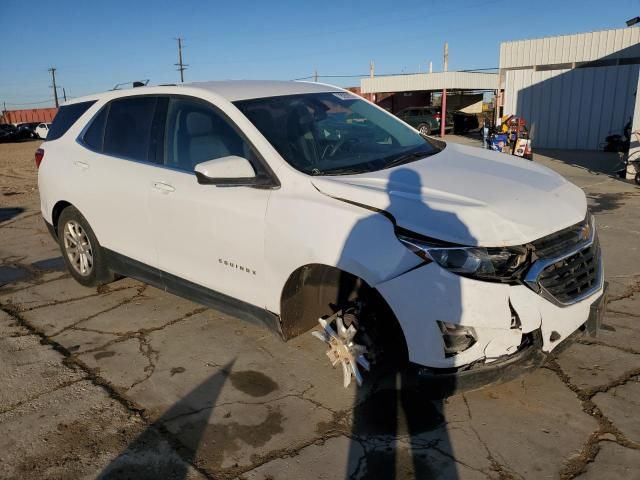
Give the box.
[104,249,284,338]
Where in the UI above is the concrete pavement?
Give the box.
[1,138,639,479]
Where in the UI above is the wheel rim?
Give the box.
[63,220,94,276]
[312,311,370,388]
[419,125,430,135]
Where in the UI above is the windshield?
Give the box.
[234,92,441,175]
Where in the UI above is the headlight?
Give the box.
[397,231,528,281]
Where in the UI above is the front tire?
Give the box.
[57,206,114,287]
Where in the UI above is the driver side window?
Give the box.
[164,98,250,172]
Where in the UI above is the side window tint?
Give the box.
[164,97,251,172]
[103,97,157,162]
[47,102,96,141]
[83,105,108,152]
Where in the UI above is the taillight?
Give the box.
[434,112,442,121]
[35,148,44,169]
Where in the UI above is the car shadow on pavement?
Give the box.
[99,360,235,479]
[0,207,24,223]
[338,167,470,478]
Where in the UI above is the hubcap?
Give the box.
[312,311,370,388]
[420,126,429,135]
[63,220,94,276]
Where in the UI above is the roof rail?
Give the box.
[112,79,150,90]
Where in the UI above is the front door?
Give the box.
[147,96,271,308]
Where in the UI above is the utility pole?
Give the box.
[429,61,433,73]
[49,67,59,108]
[62,87,67,102]
[314,69,318,82]
[440,43,448,137]
[369,60,375,79]
[175,37,188,83]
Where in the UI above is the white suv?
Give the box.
[37,81,605,391]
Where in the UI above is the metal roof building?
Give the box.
[499,27,640,150]
[500,27,640,70]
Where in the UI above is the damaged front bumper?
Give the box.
[376,256,607,394]
[404,287,607,395]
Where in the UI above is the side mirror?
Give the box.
[194,155,257,186]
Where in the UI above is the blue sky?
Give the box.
[1,0,638,107]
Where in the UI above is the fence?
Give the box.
[0,108,58,124]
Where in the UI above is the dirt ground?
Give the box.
[0,139,40,209]
[1,138,640,479]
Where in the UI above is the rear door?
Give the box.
[147,96,271,307]
[77,95,163,269]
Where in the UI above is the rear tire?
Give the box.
[418,123,431,136]
[57,206,115,287]
[635,171,640,186]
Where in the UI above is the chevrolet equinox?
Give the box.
[37,81,606,390]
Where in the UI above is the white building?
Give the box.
[499,27,640,150]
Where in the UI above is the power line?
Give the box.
[5,99,55,106]
[175,37,188,83]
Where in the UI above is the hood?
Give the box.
[311,142,587,246]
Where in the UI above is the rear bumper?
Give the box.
[402,285,607,396]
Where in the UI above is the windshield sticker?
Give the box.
[332,92,358,101]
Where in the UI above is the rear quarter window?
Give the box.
[82,105,109,152]
[46,101,96,141]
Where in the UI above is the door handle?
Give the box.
[74,160,89,169]
[153,182,175,193]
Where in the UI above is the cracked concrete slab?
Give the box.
[555,342,640,391]
[164,395,333,472]
[462,368,599,478]
[595,314,640,354]
[576,442,640,479]
[0,310,85,414]
[592,379,640,444]
[79,337,154,391]
[238,435,364,480]
[18,285,142,335]
[78,284,204,334]
[0,374,135,479]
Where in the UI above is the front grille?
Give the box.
[531,220,589,258]
[537,239,600,304]
[525,215,602,305]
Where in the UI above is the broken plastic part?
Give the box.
[312,311,370,388]
[437,321,478,357]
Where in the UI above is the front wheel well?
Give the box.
[279,264,408,361]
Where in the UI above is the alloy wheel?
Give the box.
[63,220,94,276]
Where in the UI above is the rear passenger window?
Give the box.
[164,97,251,172]
[103,97,158,162]
[47,100,96,141]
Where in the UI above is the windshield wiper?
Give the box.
[314,166,369,176]
[383,151,433,169]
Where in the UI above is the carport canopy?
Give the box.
[360,71,498,94]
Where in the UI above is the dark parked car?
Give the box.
[0,124,19,142]
[452,111,480,134]
[395,107,453,136]
[16,122,39,139]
